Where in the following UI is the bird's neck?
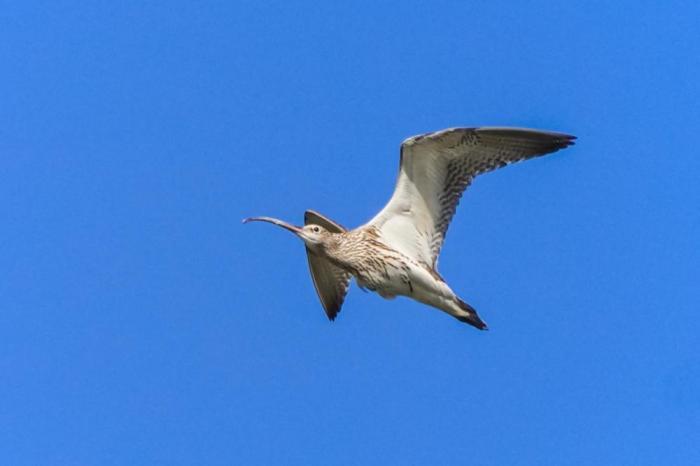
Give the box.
[321,230,372,270]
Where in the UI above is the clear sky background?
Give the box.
[2,1,699,465]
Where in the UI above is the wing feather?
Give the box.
[304,210,351,320]
[367,127,575,268]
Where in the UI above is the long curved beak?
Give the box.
[242,216,303,235]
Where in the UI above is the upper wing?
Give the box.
[304,210,352,321]
[366,127,576,268]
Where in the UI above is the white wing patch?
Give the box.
[367,127,575,269]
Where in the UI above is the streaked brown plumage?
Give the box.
[244,127,576,329]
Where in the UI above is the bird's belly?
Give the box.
[354,263,410,299]
[336,241,445,301]
[355,260,432,300]
[356,261,455,304]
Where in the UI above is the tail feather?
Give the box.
[455,298,488,330]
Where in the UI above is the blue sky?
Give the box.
[2,1,699,464]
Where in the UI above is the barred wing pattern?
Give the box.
[367,127,576,268]
[304,210,352,320]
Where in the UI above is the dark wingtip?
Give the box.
[549,133,576,151]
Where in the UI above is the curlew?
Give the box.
[244,127,575,329]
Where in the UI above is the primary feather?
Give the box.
[367,127,575,269]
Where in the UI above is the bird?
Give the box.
[244,127,575,329]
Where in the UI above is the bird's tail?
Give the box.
[454,298,488,330]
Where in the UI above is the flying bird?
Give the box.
[244,127,575,329]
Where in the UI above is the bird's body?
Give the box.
[245,127,576,329]
[312,225,481,325]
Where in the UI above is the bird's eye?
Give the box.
[313,226,320,232]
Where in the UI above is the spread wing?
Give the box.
[367,127,576,268]
[304,210,352,321]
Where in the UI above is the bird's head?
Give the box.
[243,216,331,251]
